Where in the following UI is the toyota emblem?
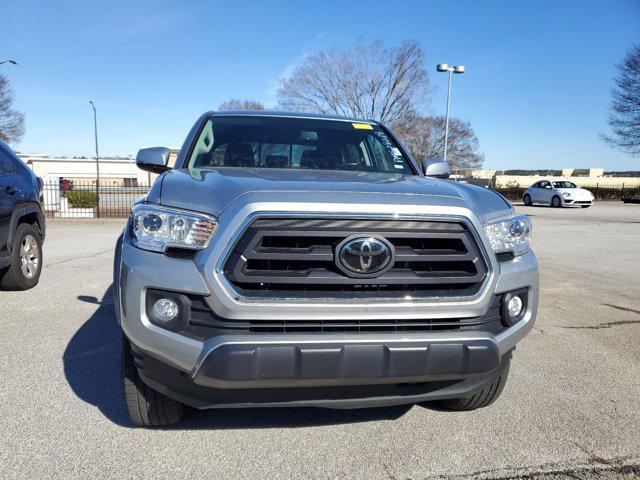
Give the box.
[336,236,394,277]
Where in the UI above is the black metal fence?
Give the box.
[41,179,640,219]
[42,181,150,219]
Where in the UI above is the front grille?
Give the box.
[222,217,488,300]
[186,295,505,336]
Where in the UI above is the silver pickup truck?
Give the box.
[114,111,538,426]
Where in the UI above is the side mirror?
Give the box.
[136,147,171,174]
[420,158,451,179]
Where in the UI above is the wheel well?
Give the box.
[17,212,42,233]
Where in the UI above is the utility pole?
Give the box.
[89,101,100,218]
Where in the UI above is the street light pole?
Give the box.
[89,100,100,218]
[443,68,453,164]
[0,60,18,66]
[436,64,465,168]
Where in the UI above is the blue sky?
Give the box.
[2,0,639,170]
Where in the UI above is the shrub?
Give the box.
[622,187,640,202]
[587,186,639,200]
[66,190,98,208]
[493,186,525,201]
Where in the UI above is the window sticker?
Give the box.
[352,123,373,130]
[374,131,405,163]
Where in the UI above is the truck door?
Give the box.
[0,148,20,254]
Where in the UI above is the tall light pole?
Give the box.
[436,63,465,167]
[89,100,100,218]
[0,60,18,66]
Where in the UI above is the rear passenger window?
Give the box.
[0,150,18,176]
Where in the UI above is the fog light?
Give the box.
[501,289,528,327]
[152,298,179,323]
[507,296,523,318]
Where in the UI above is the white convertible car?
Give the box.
[523,179,594,208]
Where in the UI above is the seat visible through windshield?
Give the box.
[186,116,415,175]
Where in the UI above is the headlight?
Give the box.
[483,214,532,257]
[562,192,571,198]
[130,204,217,252]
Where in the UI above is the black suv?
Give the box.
[0,141,45,290]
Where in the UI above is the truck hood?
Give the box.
[153,168,512,220]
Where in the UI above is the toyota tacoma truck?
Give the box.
[114,111,537,426]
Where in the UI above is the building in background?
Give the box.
[467,167,640,188]
[561,168,604,178]
[17,148,180,186]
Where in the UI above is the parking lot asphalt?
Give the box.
[1,203,639,479]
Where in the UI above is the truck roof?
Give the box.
[207,110,378,125]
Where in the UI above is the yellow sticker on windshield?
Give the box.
[352,123,373,130]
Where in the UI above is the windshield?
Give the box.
[186,116,415,175]
[552,181,577,188]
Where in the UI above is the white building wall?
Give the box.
[18,149,180,186]
[19,155,151,185]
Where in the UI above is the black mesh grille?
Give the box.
[186,295,504,336]
[222,217,488,300]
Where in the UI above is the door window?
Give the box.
[0,150,17,176]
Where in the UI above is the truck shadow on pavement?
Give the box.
[63,285,412,429]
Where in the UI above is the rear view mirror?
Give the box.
[420,158,451,179]
[136,147,171,174]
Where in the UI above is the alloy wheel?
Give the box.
[20,234,40,279]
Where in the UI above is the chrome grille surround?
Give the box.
[223,217,487,299]
[211,211,495,310]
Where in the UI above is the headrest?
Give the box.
[224,142,254,167]
[265,155,290,168]
[300,150,317,169]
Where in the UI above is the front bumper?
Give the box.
[131,339,513,409]
[562,197,594,206]
[194,336,500,389]
[117,234,538,406]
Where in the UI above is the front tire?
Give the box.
[121,334,184,427]
[439,359,510,411]
[551,196,562,208]
[523,194,532,206]
[0,223,43,290]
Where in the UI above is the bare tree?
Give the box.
[602,44,640,156]
[0,74,25,144]
[277,40,429,127]
[218,98,265,111]
[401,115,484,172]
